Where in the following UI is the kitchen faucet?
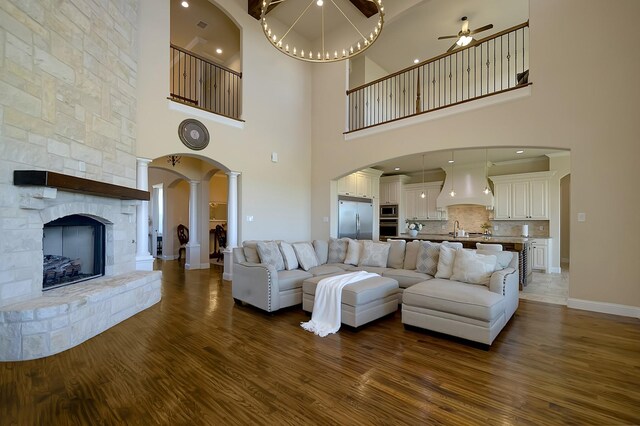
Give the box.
[453,220,460,236]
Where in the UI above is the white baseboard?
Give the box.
[223,272,232,281]
[567,298,640,318]
[549,266,562,274]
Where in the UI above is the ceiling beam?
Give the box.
[348,0,378,18]
[248,0,280,20]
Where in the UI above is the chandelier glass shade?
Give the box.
[260,0,385,63]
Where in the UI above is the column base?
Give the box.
[223,248,233,281]
[185,244,202,270]
[135,254,155,271]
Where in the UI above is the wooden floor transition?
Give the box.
[1,260,639,425]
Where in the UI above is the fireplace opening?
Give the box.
[42,215,106,291]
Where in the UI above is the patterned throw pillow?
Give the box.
[292,242,320,271]
[278,242,299,270]
[450,249,497,286]
[256,241,285,271]
[359,241,391,268]
[328,238,348,263]
[416,242,441,276]
[313,240,329,265]
[435,245,457,279]
[343,239,363,266]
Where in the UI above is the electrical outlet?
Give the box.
[246,215,254,222]
[322,216,329,223]
[539,225,544,231]
[493,225,499,230]
[578,212,586,222]
[441,225,446,230]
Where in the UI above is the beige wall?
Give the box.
[310,0,640,309]
[137,0,312,243]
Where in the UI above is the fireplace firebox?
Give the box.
[42,215,106,290]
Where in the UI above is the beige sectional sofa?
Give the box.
[231,238,519,345]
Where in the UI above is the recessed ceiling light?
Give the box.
[413,59,419,64]
[216,48,223,54]
[516,150,524,154]
[181,1,189,7]
[394,167,400,171]
[448,160,454,163]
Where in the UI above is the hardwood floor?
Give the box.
[1,260,639,425]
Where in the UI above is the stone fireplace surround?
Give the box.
[0,173,161,361]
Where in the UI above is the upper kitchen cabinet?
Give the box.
[490,172,556,220]
[337,168,383,199]
[380,175,410,205]
[403,182,446,220]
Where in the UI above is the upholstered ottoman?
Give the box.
[302,274,400,328]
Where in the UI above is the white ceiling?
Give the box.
[372,147,568,175]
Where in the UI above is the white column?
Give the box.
[185,180,201,270]
[223,171,240,281]
[136,158,154,271]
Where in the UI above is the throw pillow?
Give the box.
[256,241,285,271]
[416,241,441,276]
[359,241,391,268]
[450,249,497,286]
[386,239,406,269]
[242,240,260,263]
[344,239,363,266]
[278,242,299,270]
[403,240,422,270]
[435,245,457,279]
[292,242,319,271]
[477,249,513,271]
[313,240,329,265]
[328,238,348,263]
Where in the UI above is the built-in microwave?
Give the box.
[380,205,398,217]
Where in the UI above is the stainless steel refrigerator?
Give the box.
[338,198,373,240]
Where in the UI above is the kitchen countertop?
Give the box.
[395,233,532,243]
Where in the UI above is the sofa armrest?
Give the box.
[232,261,280,312]
[489,267,517,295]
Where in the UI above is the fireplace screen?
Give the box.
[42,215,105,290]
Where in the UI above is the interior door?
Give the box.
[151,184,163,258]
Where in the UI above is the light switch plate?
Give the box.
[271,152,278,163]
[246,215,254,222]
[322,216,329,223]
[577,212,586,222]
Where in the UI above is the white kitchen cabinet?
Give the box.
[380,175,410,205]
[530,238,549,272]
[337,173,357,196]
[356,173,372,198]
[490,172,554,220]
[338,169,383,199]
[402,182,444,220]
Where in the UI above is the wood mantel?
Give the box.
[13,170,150,201]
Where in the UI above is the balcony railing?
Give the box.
[169,44,242,120]
[346,21,530,133]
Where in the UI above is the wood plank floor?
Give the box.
[1,260,639,425]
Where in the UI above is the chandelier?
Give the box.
[260,0,385,63]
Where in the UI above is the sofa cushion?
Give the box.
[382,269,432,288]
[242,240,261,263]
[292,242,320,271]
[328,238,348,263]
[350,265,390,275]
[313,240,329,265]
[278,242,299,270]
[450,249,497,286]
[403,240,422,270]
[359,241,390,268]
[477,249,513,271]
[403,279,505,322]
[344,239,363,266]
[476,243,503,251]
[386,239,406,269]
[277,269,313,291]
[303,275,399,307]
[435,245,457,279]
[308,265,345,277]
[257,241,285,271]
[416,242,440,275]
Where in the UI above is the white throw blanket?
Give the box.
[300,271,378,337]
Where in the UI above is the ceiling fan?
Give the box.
[438,16,493,52]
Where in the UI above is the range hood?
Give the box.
[436,162,494,209]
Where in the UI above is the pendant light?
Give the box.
[420,154,426,198]
[449,151,456,197]
[483,149,491,195]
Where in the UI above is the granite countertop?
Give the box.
[395,233,534,244]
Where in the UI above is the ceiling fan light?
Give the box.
[483,186,490,195]
[457,35,473,47]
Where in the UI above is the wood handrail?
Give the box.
[346,21,529,95]
[170,44,242,77]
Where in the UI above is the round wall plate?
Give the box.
[178,119,209,151]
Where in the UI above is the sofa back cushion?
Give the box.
[386,239,406,269]
[434,245,457,279]
[477,249,513,271]
[292,242,320,271]
[450,248,497,286]
[359,241,391,268]
[416,241,463,275]
[403,240,422,270]
[344,239,363,265]
[242,240,261,263]
[257,241,285,271]
[328,238,348,263]
[313,240,329,265]
[278,242,299,270]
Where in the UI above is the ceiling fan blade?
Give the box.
[447,41,458,53]
[470,24,494,35]
[438,35,458,40]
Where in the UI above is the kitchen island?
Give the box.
[384,234,531,288]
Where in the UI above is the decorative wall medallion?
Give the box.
[178,119,209,150]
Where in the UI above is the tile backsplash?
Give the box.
[416,205,550,237]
